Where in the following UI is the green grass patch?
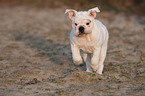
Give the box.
[45,88,50,91]
[34,91,39,94]
[56,89,64,95]
[18,87,23,89]
[0,58,4,61]
[120,74,130,79]
[27,88,32,90]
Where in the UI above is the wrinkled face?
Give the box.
[65,7,100,37]
[72,12,94,36]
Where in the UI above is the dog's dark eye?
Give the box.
[74,23,77,26]
[86,23,90,25]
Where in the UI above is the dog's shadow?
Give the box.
[7,31,86,71]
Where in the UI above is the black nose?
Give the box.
[79,26,84,33]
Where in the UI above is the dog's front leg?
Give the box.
[91,47,101,72]
[71,44,82,65]
[83,53,93,72]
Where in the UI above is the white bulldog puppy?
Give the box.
[65,7,109,74]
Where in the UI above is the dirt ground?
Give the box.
[0,6,145,96]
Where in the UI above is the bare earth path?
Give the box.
[0,6,145,96]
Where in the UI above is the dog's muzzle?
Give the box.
[79,26,85,34]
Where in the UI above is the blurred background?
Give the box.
[0,0,145,96]
[0,0,145,16]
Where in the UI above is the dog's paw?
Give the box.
[86,69,92,73]
[96,68,103,74]
[91,64,98,72]
[74,59,83,65]
[96,71,102,74]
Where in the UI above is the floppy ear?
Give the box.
[65,9,77,20]
[88,7,100,19]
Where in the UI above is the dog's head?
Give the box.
[65,7,100,36]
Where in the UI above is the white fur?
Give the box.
[88,7,100,13]
[66,7,109,74]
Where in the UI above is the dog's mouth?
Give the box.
[75,29,91,37]
[77,33,88,37]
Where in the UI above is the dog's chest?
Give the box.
[73,36,96,53]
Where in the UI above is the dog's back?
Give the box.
[94,19,109,44]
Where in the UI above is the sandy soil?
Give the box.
[0,6,145,96]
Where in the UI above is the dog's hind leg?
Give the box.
[83,53,93,72]
[97,42,108,74]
